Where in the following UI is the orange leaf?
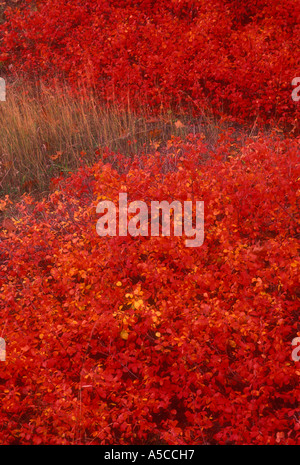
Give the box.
[174,120,185,128]
[50,151,63,160]
[1,217,16,233]
[120,330,128,340]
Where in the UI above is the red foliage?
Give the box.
[0,0,299,126]
[0,132,299,444]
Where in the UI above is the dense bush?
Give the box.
[0,132,299,444]
[0,0,299,126]
[0,0,299,446]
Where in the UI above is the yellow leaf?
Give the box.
[120,330,128,340]
[134,299,143,310]
[116,281,122,287]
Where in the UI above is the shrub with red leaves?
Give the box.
[0,0,299,126]
[0,132,299,444]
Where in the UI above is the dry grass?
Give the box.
[0,78,198,201]
[0,76,254,208]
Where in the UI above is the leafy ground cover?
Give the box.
[0,0,299,445]
[0,132,299,444]
[0,0,299,128]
